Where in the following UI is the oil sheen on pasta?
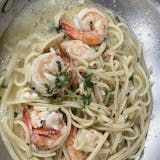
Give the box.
[0,0,151,160]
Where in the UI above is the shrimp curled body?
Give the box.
[60,40,95,60]
[60,8,108,46]
[23,107,67,150]
[31,50,65,97]
[65,128,105,160]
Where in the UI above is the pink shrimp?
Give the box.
[23,106,67,150]
[65,128,87,160]
[60,8,108,46]
[65,127,105,160]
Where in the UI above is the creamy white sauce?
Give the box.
[0,0,71,75]
[0,0,107,77]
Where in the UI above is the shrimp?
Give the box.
[60,8,108,45]
[23,106,67,150]
[60,40,95,60]
[65,128,104,160]
[65,128,87,160]
[31,49,72,97]
[31,50,63,96]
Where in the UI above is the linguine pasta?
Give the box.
[0,0,151,160]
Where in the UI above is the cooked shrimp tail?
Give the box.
[56,41,69,60]
[60,19,106,46]
[23,106,32,134]
[60,20,81,42]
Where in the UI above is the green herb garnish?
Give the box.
[14,112,18,118]
[126,92,130,96]
[109,92,114,102]
[44,83,54,94]
[55,77,65,89]
[55,71,72,89]
[44,70,72,95]
[119,83,123,89]
[129,74,134,81]
[50,93,63,105]
[54,24,61,33]
[115,15,121,22]
[83,73,94,88]
[28,105,33,109]
[66,91,92,106]
[62,71,72,83]
[105,90,108,96]
[40,120,45,124]
[1,83,8,89]
[82,93,92,106]
[50,98,62,104]
[63,35,67,39]
[56,61,62,73]
[32,87,35,90]
[65,91,81,100]
[55,76,64,89]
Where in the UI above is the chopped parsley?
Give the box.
[65,91,92,106]
[56,61,62,73]
[28,105,33,109]
[126,92,130,96]
[32,87,35,90]
[115,15,121,22]
[44,83,54,94]
[14,112,18,118]
[53,24,61,33]
[50,93,63,104]
[40,120,45,124]
[55,76,64,89]
[129,74,134,81]
[109,92,114,102]
[105,90,108,96]
[63,34,67,39]
[1,83,8,89]
[119,83,123,89]
[55,71,72,89]
[82,93,92,106]
[83,73,94,88]
[66,91,81,100]
[44,69,72,95]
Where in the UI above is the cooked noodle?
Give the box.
[0,0,151,160]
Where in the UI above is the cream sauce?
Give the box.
[0,0,89,75]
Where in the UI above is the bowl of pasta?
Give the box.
[0,0,160,160]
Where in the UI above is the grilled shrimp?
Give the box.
[60,8,108,45]
[65,128,104,160]
[23,106,67,150]
[60,40,95,60]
